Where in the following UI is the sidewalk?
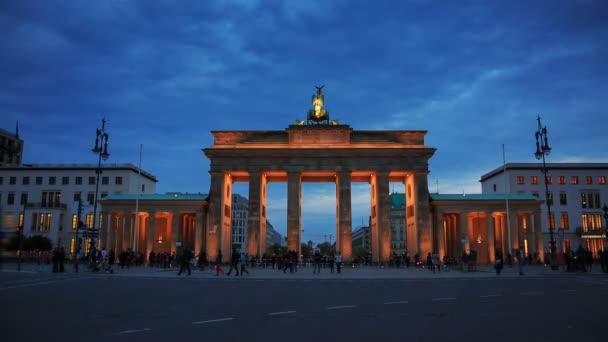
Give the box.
[3,262,607,279]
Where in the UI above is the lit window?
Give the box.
[72,214,78,229]
[86,213,93,229]
[599,176,606,185]
[45,213,52,231]
[585,176,592,185]
[558,176,566,185]
[571,176,579,185]
[546,176,552,184]
[560,213,569,229]
[548,213,555,229]
[516,176,525,185]
[531,176,538,185]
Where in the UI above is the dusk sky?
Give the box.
[1,1,606,242]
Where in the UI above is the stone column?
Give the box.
[436,211,446,260]
[194,213,203,255]
[123,213,132,251]
[146,213,156,256]
[106,213,114,253]
[487,212,495,263]
[533,213,544,262]
[459,211,468,256]
[498,214,506,256]
[510,213,519,252]
[414,173,432,256]
[170,213,179,254]
[248,171,263,257]
[375,171,391,262]
[206,171,224,261]
[287,172,302,253]
[526,214,536,258]
[336,171,352,261]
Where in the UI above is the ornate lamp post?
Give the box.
[534,115,558,270]
[90,118,110,255]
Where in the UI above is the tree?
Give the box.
[352,246,369,260]
[317,242,333,255]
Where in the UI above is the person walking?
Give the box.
[227,249,240,276]
[518,248,525,276]
[240,253,250,276]
[335,252,343,274]
[177,248,194,276]
[313,251,322,274]
[215,250,224,276]
[495,249,504,275]
[426,252,433,272]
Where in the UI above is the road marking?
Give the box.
[192,318,234,325]
[104,328,150,336]
[0,277,83,291]
[520,291,544,295]
[384,300,409,305]
[326,305,356,310]
[432,297,456,301]
[479,294,503,298]
[559,289,576,293]
[268,311,296,316]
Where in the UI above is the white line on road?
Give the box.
[268,311,296,316]
[383,300,409,305]
[479,294,503,298]
[326,305,356,310]
[559,289,576,293]
[192,318,235,325]
[520,291,544,295]
[432,297,456,301]
[104,328,150,336]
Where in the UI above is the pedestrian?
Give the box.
[240,253,249,275]
[518,249,525,276]
[177,248,193,276]
[73,256,79,273]
[313,251,322,274]
[335,252,343,274]
[328,253,335,273]
[427,252,433,272]
[494,249,503,275]
[215,250,224,276]
[227,249,240,276]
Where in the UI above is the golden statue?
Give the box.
[307,85,330,124]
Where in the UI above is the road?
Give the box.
[1,270,607,342]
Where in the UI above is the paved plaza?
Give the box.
[2,262,607,342]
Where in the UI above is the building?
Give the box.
[230,193,284,252]
[0,163,157,253]
[0,126,23,167]
[481,162,608,257]
[352,225,370,250]
[390,192,407,254]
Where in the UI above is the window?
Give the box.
[560,213,569,229]
[516,176,525,185]
[54,192,61,207]
[141,184,145,192]
[22,176,29,185]
[115,176,123,185]
[87,192,94,204]
[7,192,15,205]
[72,214,78,229]
[75,177,82,185]
[581,191,601,209]
[571,176,579,185]
[531,176,538,185]
[85,213,93,229]
[9,176,16,185]
[547,192,553,206]
[45,213,52,231]
[38,213,45,232]
[548,213,555,230]
[49,176,56,185]
[42,192,47,207]
[88,176,95,185]
[62,176,69,185]
[585,176,592,185]
[600,176,606,185]
[73,192,81,201]
[492,184,496,192]
[546,176,552,184]
[102,176,109,185]
[558,176,566,185]
[559,192,567,205]
[582,213,603,232]
[20,192,28,205]
[36,176,43,185]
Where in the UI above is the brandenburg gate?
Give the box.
[204,86,436,262]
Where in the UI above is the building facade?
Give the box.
[231,193,284,251]
[390,193,407,254]
[0,127,23,167]
[481,163,608,257]
[0,163,157,253]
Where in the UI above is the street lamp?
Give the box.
[534,115,558,270]
[90,118,110,256]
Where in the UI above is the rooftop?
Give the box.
[0,163,157,182]
[430,193,540,201]
[480,162,608,182]
[102,193,208,201]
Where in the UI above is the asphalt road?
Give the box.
[1,271,607,342]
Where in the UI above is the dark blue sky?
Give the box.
[1,1,607,242]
